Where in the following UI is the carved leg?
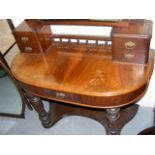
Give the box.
[28,94,52,128]
[106,108,121,135]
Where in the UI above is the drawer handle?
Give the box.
[25,47,32,52]
[56,92,66,99]
[21,37,29,42]
[125,41,136,50]
[124,53,135,60]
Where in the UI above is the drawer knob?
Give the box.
[21,37,29,42]
[56,92,66,99]
[124,53,135,60]
[25,47,32,52]
[125,41,136,50]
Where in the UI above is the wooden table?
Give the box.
[11,45,154,134]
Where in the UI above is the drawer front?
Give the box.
[41,89,81,103]
[112,37,150,51]
[113,49,149,64]
[21,82,81,103]
[14,32,41,53]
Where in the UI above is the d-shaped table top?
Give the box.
[11,47,154,108]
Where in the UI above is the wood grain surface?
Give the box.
[11,46,154,108]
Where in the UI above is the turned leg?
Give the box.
[106,108,121,135]
[27,94,52,128]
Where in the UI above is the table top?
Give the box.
[11,46,154,98]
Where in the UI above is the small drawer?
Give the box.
[113,49,149,64]
[43,89,81,103]
[21,83,81,104]
[14,32,41,53]
[14,32,35,43]
[18,42,40,53]
[112,37,150,51]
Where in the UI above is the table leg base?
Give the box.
[47,102,139,135]
[26,94,52,128]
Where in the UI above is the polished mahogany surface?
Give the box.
[11,44,154,108]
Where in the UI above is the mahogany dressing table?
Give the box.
[11,19,154,134]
